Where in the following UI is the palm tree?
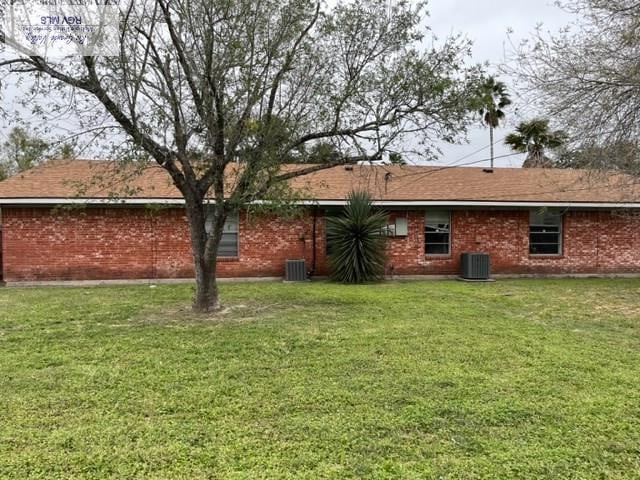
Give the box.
[478,77,512,168]
[505,119,567,168]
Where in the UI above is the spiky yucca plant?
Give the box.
[327,191,388,283]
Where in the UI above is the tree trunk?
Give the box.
[192,248,219,312]
[184,199,226,313]
[489,125,494,169]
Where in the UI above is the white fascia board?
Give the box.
[2,198,640,209]
[0,198,186,205]
[295,200,640,208]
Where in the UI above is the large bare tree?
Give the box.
[509,0,640,165]
[0,0,482,311]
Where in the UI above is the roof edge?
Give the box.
[2,198,640,209]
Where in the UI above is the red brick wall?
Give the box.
[0,224,3,282]
[376,209,640,275]
[0,207,320,281]
[2,206,640,282]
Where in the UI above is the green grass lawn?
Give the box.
[1,279,640,479]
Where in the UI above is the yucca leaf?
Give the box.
[327,190,388,283]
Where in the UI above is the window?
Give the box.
[529,210,562,255]
[381,223,396,237]
[425,210,450,255]
[381,217,408,237]
[206,210,239,257]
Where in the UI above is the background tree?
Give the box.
[555,142,640,172]
[56,143,77,160]
[505,118,567,168]
[477,77,512,168]
[388,152,407,165]
[0,0,483,312]
[0,127,48,180]
[509,0,640,172]
[327,191,388,283]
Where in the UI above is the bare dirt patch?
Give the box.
[123,301,287,327]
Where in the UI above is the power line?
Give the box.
[391,133,518,182]
[385,152,524,195]
[441,133,511,168]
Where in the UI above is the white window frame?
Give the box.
[425,210,451,256]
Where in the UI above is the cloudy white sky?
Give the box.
[0,0,577,168]
[427,0,575,167]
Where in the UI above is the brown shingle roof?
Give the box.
[0,159,639,205]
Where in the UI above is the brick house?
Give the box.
[1,159,640,283]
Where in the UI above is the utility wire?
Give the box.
[440,133,511,168]
[385,152,524,195]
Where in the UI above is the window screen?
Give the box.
[529,210,562,255]
[425,210,451,255]
[206,210,239,257]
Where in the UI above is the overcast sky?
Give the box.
[0,0,577,168]
[427,0,575,167]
